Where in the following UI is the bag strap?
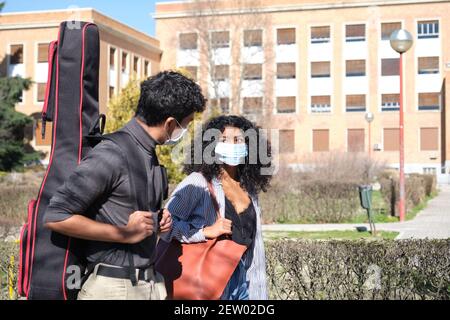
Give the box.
[103,131,150,286]
[206,179,221,220]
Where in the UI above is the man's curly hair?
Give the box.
[135,70,206,126]
[184,115,272,195]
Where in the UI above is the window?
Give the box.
[348,129,365,152]
[420,127,438,151]
[179,33,198,50]
[311,26,330,43]
[381,22,401,40]
[276,63,295,79]
[382,94,400,111]
[211,98,230,114]
[121,52,128,73]
[10,44,23,64]
[37,83,46,102]
[38,43,49,63]
[311,61,330,78]
[277,97,296,113]
[346,94,366,112]
[418,20,439,39]
[346,60,365,77]
[244,30,262,47]
[144,60,150,78]
[311,96,331,113]
[212,65,229,81]
[346,24,365,42]
[109,47,116,69]
[418,57,439,74]
[133,56,139,74]
[243,64,262,80]
[418,92,440,111]
[35,120,52,146]
[381,58,399,76]
[279,130,295,153]
[243,97,262,114]
[211,31,230,48]
[109,86,115,99]
[182,66,197,81]
[313,129,329,152]
[277,28,295,45]
[384,128,400,151]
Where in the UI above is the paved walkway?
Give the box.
[262,184,450,239]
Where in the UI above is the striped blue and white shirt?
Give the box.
[162,172,268,300]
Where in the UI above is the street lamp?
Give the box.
[390,29,413,222]
[365,112,374,158]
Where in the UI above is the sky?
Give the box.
[1,0,179,36]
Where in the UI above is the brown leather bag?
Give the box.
[155,179,247,300]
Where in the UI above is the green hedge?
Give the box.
[266,239,450,300]
[2,239,449,300]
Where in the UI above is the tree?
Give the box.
[173,0,274,121]
[0,2,41,171]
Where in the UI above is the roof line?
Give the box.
[154,0,450,19]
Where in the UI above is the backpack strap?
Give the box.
[103,131,149,286]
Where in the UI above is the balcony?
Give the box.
[309,42,332,61]
[275,79,297,97]
[109,68,116,87]
[7,63,25,78]
[276,44,297,63]
[242,80,264,97]
[309,77,332,96]
[242,46,264,64]
[177,49,199,67]
[208,80,230,98]
[35,62,48,83]
[212,47,231,65]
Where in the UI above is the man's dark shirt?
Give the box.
[44,117,167,268]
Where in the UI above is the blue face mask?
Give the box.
[214,142,248,166]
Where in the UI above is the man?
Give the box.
[44,71,206,300]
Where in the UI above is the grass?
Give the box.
[263,230,399,241]
[347,190,438,224]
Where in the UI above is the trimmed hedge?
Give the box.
[266,239,450,300]
[379,173,437,216]
[260,180,360,224]
[2,239,449,300]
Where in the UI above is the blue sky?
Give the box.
[1,0,178,36]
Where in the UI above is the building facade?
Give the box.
[155,0,450,182]
[0,8,161,157]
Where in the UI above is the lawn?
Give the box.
[346,190,438,224]
[263,230,399,241]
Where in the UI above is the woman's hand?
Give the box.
[159,208,172,234]
[202,218,232,239]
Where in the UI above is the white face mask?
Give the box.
[164,119,187,145]
[214,142,248,166]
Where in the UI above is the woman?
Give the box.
[162,115,272,300]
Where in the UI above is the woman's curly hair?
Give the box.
[184,115,272,195]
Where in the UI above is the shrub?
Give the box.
[260,153,386,224]
[3,239,449,300]
[379,173,437,216]
[266,239,450,300]
[0,241,18,300]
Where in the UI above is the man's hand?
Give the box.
[202,218,232,239]
[159,209,172,234]
[121,211,155,244]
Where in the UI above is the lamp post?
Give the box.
[365,112,374,158]
[390,29,413,222]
